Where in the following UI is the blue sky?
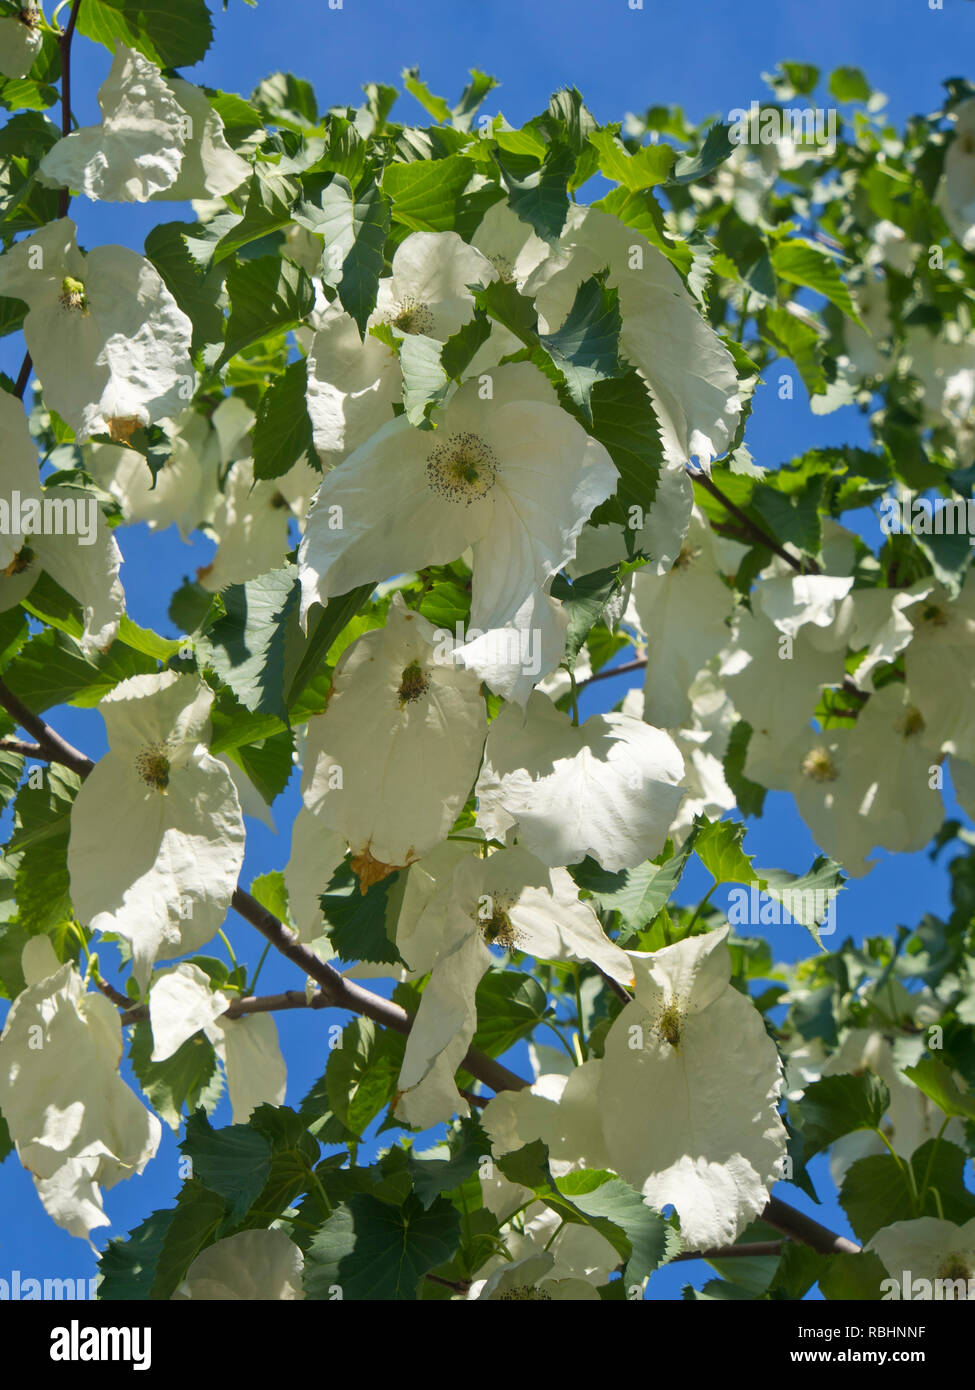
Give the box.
[0,0,973,1302]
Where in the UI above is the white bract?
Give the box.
[937,98,975,253]
[173,1229,305,1300]
[904,574,975,761]
[296,594,487,887]
[0,219,194,441]
[475,691,684,870]
[524,205,741,469]
[867,1217,975,1297]
[67,672,246,987]
[0,390,124,653]
[37,46,248,202]
[394,845,634,1128]
[0,937,160,1242]
[0,10,41,78]
[298,362,617,642]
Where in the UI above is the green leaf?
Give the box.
[326,1017,406,1140]
[144,220,226,351]
[694,817,764,887]
[902,1058,975,1121]
[771,239,861,324]
[494,142,575,244]
[549,566,621,664]
[311,174,390,336]
[571,841,694,931]
[585,370,664,527]
[452,70,498,132]
[829,67,872,103]
[759,305,827,397]
[382,154,478,233]
[97,1209,176,1301]
[722,721,766,819]
[213,171,297,262]
[128,1021,223,1133]
[589,130,675,189]
[798,1073,890,1159]
[401,68,451,124]
[286,584,374,709]
[555,1170,672,1283]
[77,0,213,68]
[407,1116,489,1209]
[399,332,450,425]
[179,1111,272,1225]
[148,1179,227,1300]
[320,861,406,967]
[818,1250,888,1300]
[252,358,317,480]
[10,763,79,935]
[669,124,734,184]
[457,970,548,1083]
[303,1204,357,1297]
[248,871,292,928]
[538,271,623,424]
[195,566,297,723]
[313,1193,460,1300]
[760,856,846,950]
[218,256,315,367]
[840,1139,975,1243]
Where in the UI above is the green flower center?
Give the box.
[936,1254,973,1288]
[898,705,925,739]
[488,254,515,283]
[801,747,838,783]
[426,432,498,505]
[657,999,683,1049]
[922,605,949,627]
[391,295,434,335]
[497,1285,552,1300]
[59,276,88,313]
[397,660,428,706]
[136,745,171,793]
[475,893,518,950]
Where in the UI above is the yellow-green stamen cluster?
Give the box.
[476,893,518,950]
[59,276,88,313]
[135,745,171,793]
[391,295,435,335]
[426,432,498,505]
[497,1286,552,1300]
[801,746,838,783]
[898,706,926,739]
[397,660,428,706]
[657,999,684,1049]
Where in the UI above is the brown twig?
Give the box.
[691,471,820,576]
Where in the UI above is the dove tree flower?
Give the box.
[0,219,194,441]
[0,937,160,1242]
[148,963,286,1125]
[394,844,634,1129]
[0,390,124,653]
[67,672,246,987]
[294,594,486,888]
[37,45,249,202]
[867,1217,975,1299]
[299,362,618,644]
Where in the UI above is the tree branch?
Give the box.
[58,1,83,210]
[690,471,820,576]
[1,691,862,1261]
[0,679,94,778]
[671,1240,788,1263]
[13,351,32,401]
[0,738,44,759]
[575,658,647,693]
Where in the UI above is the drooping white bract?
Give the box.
[523,205,741,469]
[904,573,975,761]
[745,685,943,877]
[0,10,42,79]
[865,219,917,276]
[149,963,286,1125]
[305,230,496,467]
[665,672,738,846]
[842,274,893,380]
[595,926,786,1250]
[819,1028,963,1187]
[902,324,975,463]
[297,595,487,889]
[567,461,694,580]
[197,455,319,592]
[0,390,124,653]
[0,937,160,1242]
[471,199,552,290]
[88,410,217,539]
[475,691,684,871]
[37,46,249,202]
[631,510,737,728]
[450,579,569,706]
[0,219,194,441]
[937,98,975,253]
[298,362,618,645]
[394,845,634,1129]
[173,1229,305,1300]
[67,672,246,988]
[866,1217,975,1295]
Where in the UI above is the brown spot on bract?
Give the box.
[107,416,142,444]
